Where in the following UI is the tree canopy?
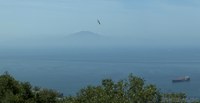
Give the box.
[0,72,199,103]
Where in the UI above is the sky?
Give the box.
[0,0,200,48]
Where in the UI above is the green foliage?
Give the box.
[65,74,161,103]
[0,72,199,103]
[191,100,200,103]
[162,93,187,103]
[0,72,59,103]
[35,89,59,103]
[0,72,22,103]
[21,82,34,100]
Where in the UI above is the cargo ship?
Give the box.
[172,76,190,83]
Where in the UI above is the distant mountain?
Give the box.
[68,31,101,37]
[67,31,104,40]
[62,31,108,47]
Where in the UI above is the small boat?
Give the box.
[172,76,190,83]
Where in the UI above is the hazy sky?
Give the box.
[0,0,200,47]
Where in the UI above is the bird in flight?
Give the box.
[97,19,101,25]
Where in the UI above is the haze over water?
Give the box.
[1,0,200,98]
[0,48,200,97]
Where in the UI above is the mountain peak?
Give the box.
[63,31,107,47]
[68,31,102,38]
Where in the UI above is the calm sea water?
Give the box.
[0,50,200,97]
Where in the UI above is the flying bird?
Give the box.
[97,19,101,25]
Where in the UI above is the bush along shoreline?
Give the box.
[0,72,199,103]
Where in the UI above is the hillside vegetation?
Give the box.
[0,72,199,103]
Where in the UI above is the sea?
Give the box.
[0,48,200,97]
